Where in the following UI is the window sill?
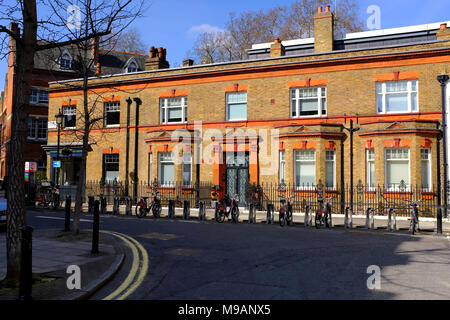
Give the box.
[105,124,120,128]
[63,127,76,131]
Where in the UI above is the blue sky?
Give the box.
[1,0,450,90]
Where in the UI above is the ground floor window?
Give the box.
[279,151,285,184]
[421,149,431,190]
[148,153,152,185]
[385,148,410,189]
[103,154,119,183]
[182,152,192,187]
[159,152,174,186]
[294,150,316,188]
[367,149,375,189]
[325,150,336,189]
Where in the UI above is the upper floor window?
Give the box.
[27,117,47,140]
[30,89,38,104]
[62,105,76,129]
[30,89,49,105]
[160,97,187,124]
[226,92,247,121]
[377,80,418,114]
[104,102,120,127]
[60,53,73,70]
[291,87,326,118]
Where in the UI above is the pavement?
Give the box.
[0,229,124,300]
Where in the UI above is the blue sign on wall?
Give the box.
[53,161,61,168]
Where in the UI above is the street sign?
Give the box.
[53,161,61,168]
[25,162,37,173]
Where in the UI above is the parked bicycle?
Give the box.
[35,181,60,210]
[215,194,240,223]
[405,200,421,235]
[136,192,162,218]
[315,198,332,229]
[279,196,293,227]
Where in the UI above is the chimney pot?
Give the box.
[441,23,447,30]
[318,6,323,13]
[182,59,194,67]
[325,5,331,12]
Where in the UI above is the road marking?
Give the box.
[35,216,93,223]
[101,231,148,300]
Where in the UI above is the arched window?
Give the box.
[127,61,138,73]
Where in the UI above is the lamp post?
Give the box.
[438,74,449,231]
[55,109,64,187]
[343,119,360,211]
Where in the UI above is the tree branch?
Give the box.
[35,31,111,51]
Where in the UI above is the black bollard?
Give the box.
[183,201,190,220]
[168,200,175,219]
[437,207,443,235]
[100,196,107,215]
[92,200,100,254]
[19,226,34,301]
[266,204,274,224]
[125,197,132,216]
[113,196,119,216]
[64,195,72,232]
[88,196,94,215]
[198,201,205,221]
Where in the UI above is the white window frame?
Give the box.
[325,150,336,189]
[158,152,175,187]
[182,152,192,187]
[290,87,327,118]
[226,92,247,121]
[62,105,77,129]
[39,90,49,103]
[103,154,119,183]
[421,148,432,191]
[127,61,138,73]
[377,80,419,114]
[148,153,153,184]
[384,148,410,191]
[279,150,286,184]
[160,97,188,124]
[294,150,316,190]
[366,149,375,190]
[30,89,38,104]
[60,51,73,70]
[104,102,121,127]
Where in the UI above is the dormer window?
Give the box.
[126,60,138,73]
[60,52,73,70]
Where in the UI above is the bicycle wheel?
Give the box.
[410,220,416,235]
[279,212,286,227]
[286,210,293,226]
[52,194,60,210]
[232,207,239,223]
[215,207,225,223]
[315,213,322,229]
[135,204,147,218]
[152,204,161,218]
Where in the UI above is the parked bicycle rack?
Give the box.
[100,196,107,215]
[304,205,311,227]
[248,204,257,224]
[125,197,132,216]
[198,201,206,221]
[388,208,397,232]
[183,201,190,220]
[168,200,175,219]
[365,208,375,230]
[113,196,119,216]
[266,204,274,224]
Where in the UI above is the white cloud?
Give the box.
[187,24,225,38]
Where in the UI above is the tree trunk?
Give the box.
[5,0,37,287]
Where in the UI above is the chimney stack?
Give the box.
[270,38,285,57]
[437,23,450,40]
[182,59,194,67]
[314,5,334,53]
[145,46,170,70]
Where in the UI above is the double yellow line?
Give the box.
[101,231,149,300]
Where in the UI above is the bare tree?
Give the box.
[0,0,144,286]
[102,27,147,54]
[189,0,363,64]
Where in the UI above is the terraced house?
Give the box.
[46,6,450,207]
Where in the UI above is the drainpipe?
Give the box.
[133,98,142,201]
[438,74,449,219]
[125,98,132,197]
